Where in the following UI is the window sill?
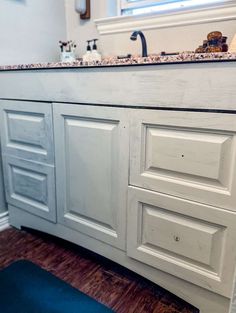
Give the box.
[95,1,236,35]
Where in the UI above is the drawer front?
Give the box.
[130,110,236,211]
[0,100,54,164]
[127,186,236,297]
[3,155,56,222]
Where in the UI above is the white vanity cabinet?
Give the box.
[0,100,56,222]
[128,109,236,298]
[2,63,236,313]
[1,100,236,311]
[53,103,129,250]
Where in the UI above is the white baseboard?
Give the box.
[0,211,9,231]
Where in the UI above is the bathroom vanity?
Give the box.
[0,54,236,313]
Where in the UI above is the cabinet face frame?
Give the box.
[0,100,54,164]
[129,110,236,212]
[3,155,56,222]
[53,103,129,250]
[127,186,236,297]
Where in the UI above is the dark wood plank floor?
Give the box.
[0,227,199,313]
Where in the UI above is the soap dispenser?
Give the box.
[91,39,102,62]
[83,40,92,62]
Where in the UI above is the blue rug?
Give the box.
[0,260,113,313]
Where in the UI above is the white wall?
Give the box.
[0,0,67,65]
[65,0,117,57]
[65,0,236,57]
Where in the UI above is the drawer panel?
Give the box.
[130,110,236,211]
[127,186,236,297]
[3,155,56,222]
[145,127,230,180]
[142,205,221,266]
[0,100,54,164]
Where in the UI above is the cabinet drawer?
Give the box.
[3,155,56,222]
[130,110,236,211]
[0,100,54,164]
[127,186,236,297]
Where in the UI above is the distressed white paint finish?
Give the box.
[127,186,236,297]
[130,110,236,211]
[145,128,230,180]
[141,206,222,266]
[0,149,6,214]
[0,211,9,231]
[1,95,236,312]
[53,103,129,250]
[3,155,56,222]
[230,272,236,313]
[0,62,236,110]
[9,205,230,313]
[0,100,54,164]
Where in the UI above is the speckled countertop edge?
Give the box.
[1,52,236,71]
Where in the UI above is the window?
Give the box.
[95,0,235,35]
[121,0,228,15]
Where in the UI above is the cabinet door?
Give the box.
[0,100,54,164]
[3,155,56,222]
[127,186,236,297]
[53,103,129,250]
[0,146,6,213]
[130,110,236,211]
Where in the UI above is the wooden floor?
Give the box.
[0,227,199,313]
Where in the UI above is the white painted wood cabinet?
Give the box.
[127,110,236,299]
[127,186,236,298]
[1,99,236,313]
[53,103,129,250]
[3,156,56,222]
[130,110,236,212]
[0,149,6,214]
[0,100,54,164]
[0,100,56,222]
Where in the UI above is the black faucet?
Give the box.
[130,30,148,57]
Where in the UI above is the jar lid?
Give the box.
[207,31,222,41]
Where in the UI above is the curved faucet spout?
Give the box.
[130,30,148,57]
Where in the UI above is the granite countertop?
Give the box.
[1,52,236,71]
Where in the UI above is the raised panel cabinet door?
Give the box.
[53,103,129,250]
[130,110,236,211]
[127,186,236,298]
[3,155,56,222]
[0,100,54,164]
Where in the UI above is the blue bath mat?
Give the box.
[0,260,113,313]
